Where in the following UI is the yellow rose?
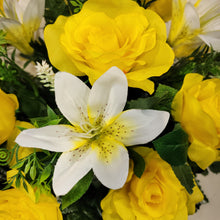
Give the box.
[0,186,63,220]
[172,74,220,169]
[142,0,172,21]
[6,121,38,167]
[0,89,18,145]
[44,0,174,94]
[101,147,203,220]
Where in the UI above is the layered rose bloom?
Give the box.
[0,89,18,145]
[44,0,174,94]
[172,73,220,169]
[101,147,203,220]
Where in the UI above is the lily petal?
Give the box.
[92,139,129,189]
[55,72,90,125]
[109,109,170,146]
[53,146,94,196]
[88,67,128,124]
[15,125,77,152]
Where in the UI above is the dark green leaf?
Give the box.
[23,181,29,192]
[172,164,195,194]
[209,161,220,174]
[153,124,189,166]
[128,148,145,178]
[15,177,21,188]
[61,170,94,210]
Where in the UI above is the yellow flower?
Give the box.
[6,121,37,167]
[0,0,45,55]
[0,170,63,220]
[167,0,220,57]
[172,73,220,169]
[44,0,174,94]
[0,0,3,13]
[0,89,18,145]
[142,0,172,21]
[101,147,203,220]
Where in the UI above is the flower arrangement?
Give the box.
[0,0,219,219]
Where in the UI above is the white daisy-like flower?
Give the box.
[0,0,45,55]
[15,66,169,196]
[167,0,220,57]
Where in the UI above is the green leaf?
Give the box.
[11,160,25,169]
[209,161,220,174]
[39,164,52,183]
[30,165,37,180]
[15,176,21,188]
[23,181,29,192]
[24,160,31,174]
[128,148,145,178]
[47,105,59,120]
[172,164,195,194]
[153,124,189,166]
[61,170,94,210]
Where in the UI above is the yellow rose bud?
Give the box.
[6,121,38,167]
[0,89,18,145]
[142,0,172,21]
[101,147,203,220]
[172,74,220,169]
[0,187,63,220]
[44,0,174,94]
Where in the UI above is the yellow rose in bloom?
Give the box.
[44,0,174,94]
[101,147,203,220]
[142,0,172,21]
[6,121,37,167]
[0,89,18,145]
[0,178,63,220]
[172,74,220,169]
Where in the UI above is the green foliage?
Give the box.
[153,124,189,166]
[172,164,195,194]
[61,170,94,210]
[128,148,145,178]
[209,162,220,174]
[127,84,177,111]
[157,46,220,90]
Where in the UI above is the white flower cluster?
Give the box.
[35,60,55,91]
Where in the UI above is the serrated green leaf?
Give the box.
[30,165,37,180]
[172,164,195,194]
[39,164,52,183]
[128,148,145,178]
[61,170,94,210]
[153,124,189,166]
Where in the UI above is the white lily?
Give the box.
[0,0,45,55]
[15,67,169,196]
[167,0,220,57]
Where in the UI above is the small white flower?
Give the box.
[167,0,220,57]
[15,67,169,196]
[35,60,55,91]
[0,0,45,55]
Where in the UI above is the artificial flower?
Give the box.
[0,170,63,220]
[101,147,204,220]
[167,0,220,57]
[0,89,18,145]
[44,0,174,94]
[172,73,220,169]
[16,66,170,196]
[142,0,172,21]
[6,120,37,167]
[0,0,45,55]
